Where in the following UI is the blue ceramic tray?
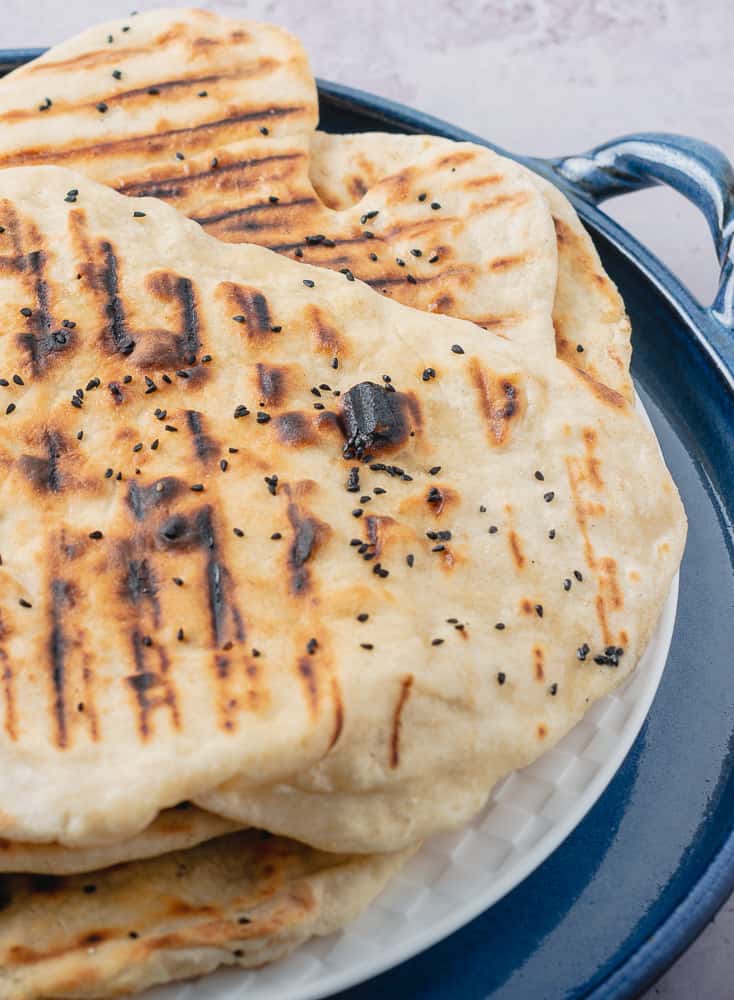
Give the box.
[2,51,734,1000]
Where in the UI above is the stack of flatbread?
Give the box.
[0,9,685,998]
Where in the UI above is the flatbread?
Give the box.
[0,167,684,851]
[0,8,317,176]
[0,830,410,999]
[0,807,240,876]
[308,131,633,399]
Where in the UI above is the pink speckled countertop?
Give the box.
[2,2,733,996]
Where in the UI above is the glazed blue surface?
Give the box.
[1,51,733,1000]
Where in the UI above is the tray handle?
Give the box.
[550,133,734,330]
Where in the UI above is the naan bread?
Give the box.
[0,807,240,876]
[0,10,631,393]
[0,830,410,999]
[0,8,317,176]
[0,167,684,851]
[309,131,633,399]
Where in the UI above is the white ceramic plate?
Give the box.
[144,402,680,1000]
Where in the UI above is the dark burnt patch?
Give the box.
[196,507,245,649]
[126,477,184,521]
[123,560,159,621]
[28,874,63,894]
[306,306,343,356]
[297,656,319,718]
[19,431,66,493]
[117,151,302,199]
[573,367,626,409]
[340,381,415,459]
[365,515,395,559]
[135,272,201,369]
[157,514,200,550]
[287,503,329,595]
[255,364,288,407]
[196,195,317,232]
[274,411,317,447]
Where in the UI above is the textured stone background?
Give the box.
[2,2,734,996]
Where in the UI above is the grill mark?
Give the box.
[124,559,161,628]
[19,431,66,494]
[126,477,184,521]
[99,242,135,356]
[365,266,473,290]
[194,195,317,229]
[255,364,287,407]
[0,647,17,742]
[197,507,245,649]
[306,306,343,356]
[488,253,529,271]
[25,44,150,73]
[117,152,303,198]
[287,503,328,595]
[297,657,319,718]
[469,358,523,446]
[0,105,308,169]
[390,675,414,768]
[327,676,344,751]
[573,367,626,409]
[186,410,217,463]
[177,277,200,358]
[533,646,545,681]
[81,662,99,742]
[274,411,317,447]
[106,64,278,104]
[219,283,271,342]
[49,579,72,749]
[126,631,179,739]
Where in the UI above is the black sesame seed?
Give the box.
[450,344,464,355]
[534,470,544,481]
[20,307,32,317]
[563,578,572,591]
[233,528,244,537]
[549,683,558,696]
[96,102,108,113]
[535,604,544,618]
[112,69,122,79]
[198,90,208,97]
[340,268,355,281]
[175,369,189,379]
[430,201,441,210]
[331,357,339,369]
[497,672,506,685]
[576,344,585,353]
[220,459,228,472]
[313,402,325,410]
[369,252,378,261]
[418,192,427,202]
[352,508,364,518]
[172,577,184,587]
[132,442,143,453]
[574,570,583,582]
[104,468,113,478]
[19,598,32,609]
[429,466,441,475]
[548,529,556,539]
[234,405,250,419]
[12,374,23,386]
[201,354,212,363]
[228,447,238,454]
[495,622,506,630]
[133,210,146,218]
[175,152,185,161]
[544,491,555,502]
[256,411,271,424]
[577,643,590,661]
[260,126,269,135]
[5,403,15,415]
[190,484,204,492]
[142,636,152,647]
[429,254,439,263]
[406,553,415,567]
[406,274,417,285]
[0,379,7,387]
[38,97,52,111]
[269,195,279,204]
[410,248,422,257]
[88,531,103,540]
[151,439,159,450]
[357,613,369,622]
[271,532,282,540]
[83,884,96,894]
[77,430,83,440]
[306,638,318,654]
[431,638,444,646]
[303,279,315,288]
[177,628,184,641]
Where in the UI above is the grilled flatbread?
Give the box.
[0,807,240,876]
[0,8,317,176]
[0,167,684,850]
[0,10,633,394]
[0,830,410,1000]
[308,131,633,398]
